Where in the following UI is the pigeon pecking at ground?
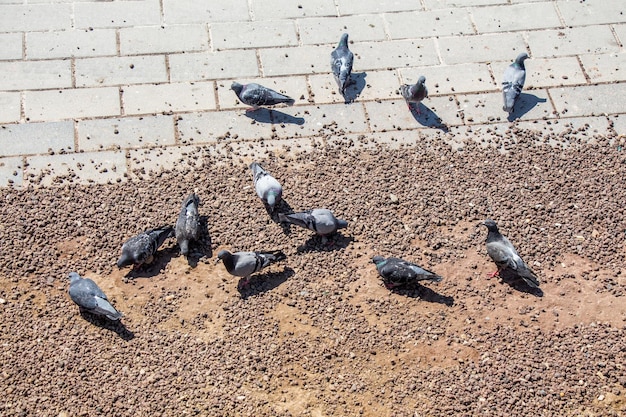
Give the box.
[250,162,283,213]
[117,226,174,269]
[330,33,354,97]
[278,209,347,238]
[372,255,443,289]
[68,272,123,320]
[400,75,428,114]
[175,193,200,257]
[502,52,529,114]
[216,249,287,288]
[230,82,295,111]
[481,219,540,288]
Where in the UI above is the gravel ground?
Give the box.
[1,124,625,417]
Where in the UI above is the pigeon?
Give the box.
[175,193,200,256]
[68,272,123,320]
[502,52,529,114]
[278,209,347,237]
[250,162,282,213]
[117,225,174,269]
[230,82,295,111]
[481,219,539,288]
[372,256,442,289]
[400,75,428,114]
[216,249,286,288]
[330,33,354,96]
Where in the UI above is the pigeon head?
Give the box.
[336,219,348,230]
[266,191,278,209]
[372,255,385,265]
[179,240,190,256]
[417,75,426,85]
[68,272,81,283]
[216,250,231,262]
[230,82,244,95]
[116,253,134,268]
[481,219,499,232]
[515,53,529,65]
[338,33,349,47]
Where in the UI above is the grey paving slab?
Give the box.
[458,90,555,124]
[251,0,337,20]
[309,70,400,104]
[211,21,298,50]
[355,39,440,70]
[75,55,168,88]
[270,103,368,138]
[215,77,309,110]
[119,25,209,55]
[177,111,274,145]
[385,9,474,39]
[78,115,176,152]
[169,50,259,82]
[438,33,526,65]
[365,97,461,131]
[526,26,620,58]
[424,0,506,8]
[610,115,626,136]
[163,0,249,24]
[398,63,497,95]
[259,45,329,76]
[515,116,611,139]
[25,150,127,187]
[0,156,23,188]
[550,84,626,117]
[297,15,387,45]
[25,87,120,122]
[0,60,72,91]
[0,33,23,60]
[0,3,71,31]
[74,0,161,29]
[122,82,216,115]
[337,0,422,15]
[26,29,117,59]
[471,3,561,34]
[557,0,626,26]
[507,56,587,89]
[0,121,74,157]
[0,92,21,124]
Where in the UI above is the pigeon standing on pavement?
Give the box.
[230,82,295,111]
[372,256,442,289]
[216,249,286,288]
[117,226,174,269]
[250,162,283,213]
[330,33,354,96]
[175,193,200,256]
[502,52,529,114]
[481,219,540,288]
[400,75,428,114]
[278,209,347,237]
[68,272,123,320]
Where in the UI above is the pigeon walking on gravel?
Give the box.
[68,272,123,320]
[278,209,347,238]
[330,33,354,97]
[175,193,200,257]
[216,249,286,288]
[250,162,283,213]
[117,226,174,269]
[372,256,442,289]
[481,219,540,288]
[502,52,529,114]
[231,82,295,111]
[400,75,428,114]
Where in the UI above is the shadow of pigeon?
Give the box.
[238,267,295,299]
[296,232,354,253]
[124,248,176,279]
[343,72,367,103]
[271,198,295,235]
[388,284,455,306]
[507,93,547,122]
[498,268,544,297]
[79,310,135,340]
[409,103,449,132]
[243,108,272,123]
[269,109,305,125]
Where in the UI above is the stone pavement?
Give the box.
[0,0,625,188]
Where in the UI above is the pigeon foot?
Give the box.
[488,269,500,278]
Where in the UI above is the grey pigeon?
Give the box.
[175,193,200,256]
[68,272,123,320]
[117,225,174,269]
[400,75,428,114]
[372,256,442,289]
[330,33,354,96]
[502,52,529,113]
[216,249,286,288]
[278,209,347,237]
[250,162,282,213]
[481,219,539,288]
[231,82,295,111]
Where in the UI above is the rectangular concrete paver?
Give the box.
[0,92,21,124]
[297,15,387,44]
[526,26,620,58]
[399,63,497,95]
[177,110,275,145]
[25,87,120,122]
[581,53,626,83]
[0,121,74,157]
[365,97,461,131]
[259,45,329,76]
[337,0,423,15]
[610,115,626,136]
[385,9,474,39]
[122,82,216,115]
[438,33,526,65]
[169,50,259,82]
[471,3,561,33]
[458,90,555,124]
[211,21,298,50]
[515,116,612,142]
[74,0,161,29]
[75,55,168,88]
[78,115,176,152]
[424,0,506,8]
[557,0,626,26]
[271,103,368,138]
[0,60,72,91]
[215,76,309,110]
[119,25,209,55]
[251,0,337,20]
[515,56,587,89]
[0,3,71,31]
[550,84,626,117]
[356,39,440,70]
[163,0,249,24]
[26,29,117,59]
[309,70,400,105]
[0,156,23,188]
[0,33,23,60]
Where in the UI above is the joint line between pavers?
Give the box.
[71,57,76,88]
[247,0,255,21]
[165,54,171,83]
[294,20,302,47]
[544,88,559,118]
[73,120,80,153]
[467,10,479,36]
[115,29,121,56]
[158,0,165,26]
[433,38,443,66]
[255,49,264,77]
[206,23,214,53]
[21,32,26,60]
[609,24,624,48]
[332,0,340,17]
[19,91,25,123]
[575,55,591,84]
[552,1,567,29]
[118,87,125,116]
[381,13,392,41]
[361,101,372,133]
